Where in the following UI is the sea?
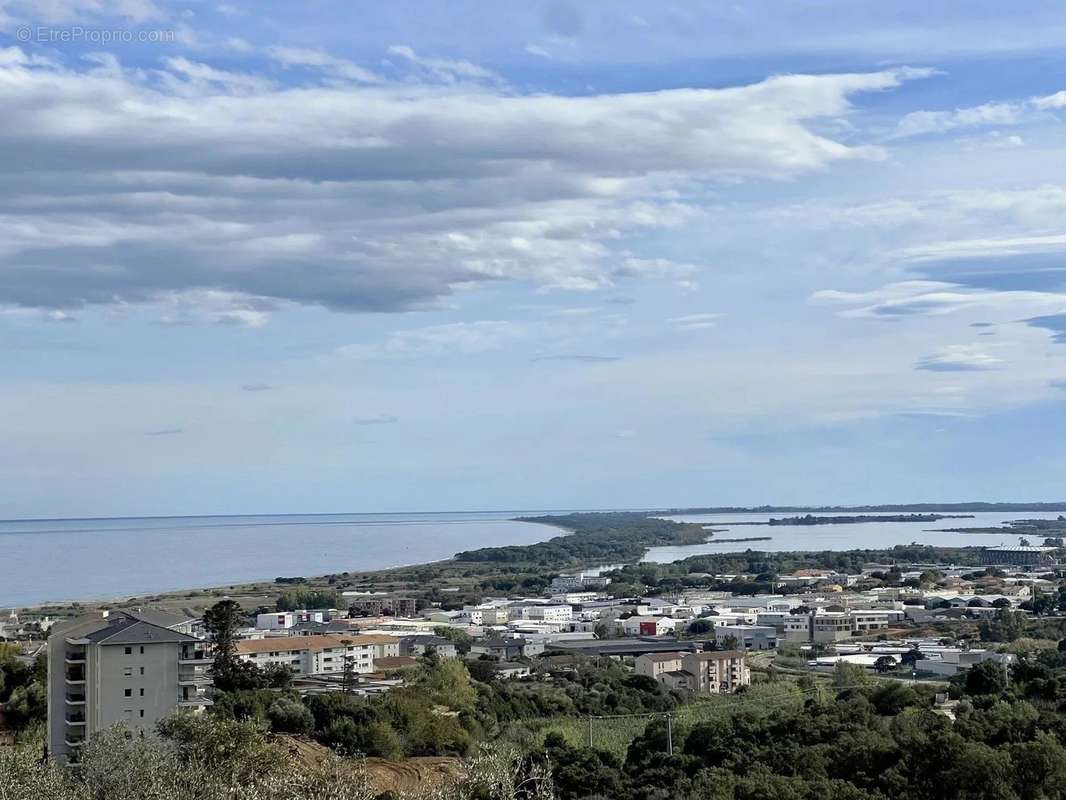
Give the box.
[0,511,565,608]
[642,511,1066,563]
[2,509,1061,608]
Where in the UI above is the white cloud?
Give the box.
[336,321,525,359]
[894,101,1026,138]
[0,52,924,319]
[669,312,723,330]
[385,44,501,84]
[0,0,164,28]
[1032,90,1066,110]
[266,46,381,84]
[812,281,1066,320]
[914,345,1004,372]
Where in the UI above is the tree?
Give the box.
[978,609,1025,643]
[687,619,714,635]
[266,697,314,734]
[874,656,898,674]
[203,600,243,663]
[340,638,356,694]
[203,599,248,691]
[964,660,1008,696]
[900,649,923,667]
[833,661,869,688]
[467,657,496,683]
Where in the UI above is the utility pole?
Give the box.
[666,715,673,756]
[587,716,594,748]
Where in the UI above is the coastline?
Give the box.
[8,518,571,614]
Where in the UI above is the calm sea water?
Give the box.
[0,511,566,607]
[642,511,1066,563]
[5,509,1062,607]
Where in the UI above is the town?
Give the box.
[4,536,1063,791]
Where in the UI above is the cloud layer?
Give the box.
[0,48,923,321]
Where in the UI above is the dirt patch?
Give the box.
[274,735,463,793]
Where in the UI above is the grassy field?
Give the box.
[531,682,808,759]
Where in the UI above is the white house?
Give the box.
[621,616,677,637]
[255,610,326,630]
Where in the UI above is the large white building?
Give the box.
[254,610,328,630]
[515,604,573,623]
[234,633,399,676]
[47,612,212,763]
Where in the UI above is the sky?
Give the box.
[2,1,1066,517]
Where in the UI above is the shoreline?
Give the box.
[8,518,572,614]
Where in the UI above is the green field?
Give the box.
[531,682,808,759]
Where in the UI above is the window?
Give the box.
[139,646,144,654]
[139,688,145,697]
[139,710,145,718]
[124,688,132,697]
[123,667,133,676]
[139,667,145,675]
[124,647,132,655]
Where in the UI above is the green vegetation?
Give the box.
[767,513,972,525]
[0,714,553,800]
[539,668,1066,800]
[0,650,46,734]
[276,589,339,611]
[595,545,983,598]
[455,513,708,565]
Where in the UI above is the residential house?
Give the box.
[621,616,677,637]
[469,637,543,660]
[399,635,457,659]
[634,652,684,679]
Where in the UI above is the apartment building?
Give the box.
[633,651,684,679]
[678,651,749,694]
[716,624,777,650]
[254,609,328,630]
[234,634,399,676]
[47,612,212,763]
[348,596,417,617]
[520,604,573,623]
[785,609,898,643]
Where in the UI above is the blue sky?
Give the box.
[2,1,1066,517]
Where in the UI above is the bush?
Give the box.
[267,698,314,734]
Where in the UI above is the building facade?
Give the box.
[679,651,750,694]
[633,652,684,679]
[716,624,777,650]
[234,634,400,676]
[348,596,418,617]
[47,612,211,763]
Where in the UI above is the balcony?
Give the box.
[177,695,213,707]
[65,667,86,685]
[65,713,86,725]
[63,736,85,748]
[65,693,86,705]
[177,669,211,686]
[177,686,213,707]
[64,650,86,665]
[179,649,212,665]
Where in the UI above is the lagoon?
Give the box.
[642,511,1066,563]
